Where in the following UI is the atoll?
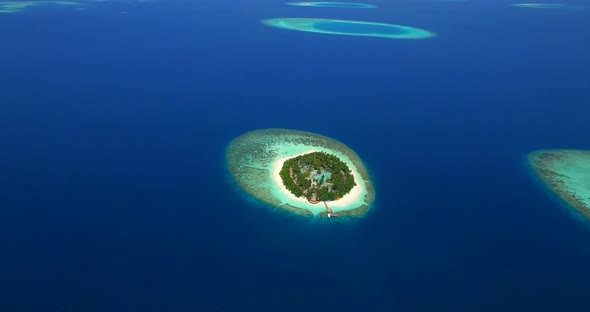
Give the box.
[0,1,86,13]
[528,150,590,220]
[286,2,377,9]
[512,3,589,9]
[226,129,375,218]
[261,18,436,39]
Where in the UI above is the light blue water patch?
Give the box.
[261,18,437,39]
[313,21,406,35]
[0,1,88,13]
[286,2,377,8]
[512,3,590,9]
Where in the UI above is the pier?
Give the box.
[323,201,334,218]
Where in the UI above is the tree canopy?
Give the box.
[279,151,356,202]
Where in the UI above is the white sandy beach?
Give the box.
[271,150,364,209]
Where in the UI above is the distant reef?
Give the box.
[0,1,87,13]
[286,2,377,9]
[512,3,590,9]
[261,18,436,39]
[528,150,590,221]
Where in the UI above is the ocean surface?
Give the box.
[1,0,590,311]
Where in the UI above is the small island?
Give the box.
[528,149,590,221]
[226,129,375,218]
[279,151,356,203]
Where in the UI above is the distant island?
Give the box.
[279,151,356,203]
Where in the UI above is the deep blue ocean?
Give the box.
[1,0,590,311]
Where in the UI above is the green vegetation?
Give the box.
[279,151,356,202]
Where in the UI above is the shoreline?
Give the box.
[271,150,364,209]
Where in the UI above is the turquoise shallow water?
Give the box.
[512,3,590,9]
[313,21,406,35]
[287,2,376,8]
[261,18,436,39]
[531,150,590,210]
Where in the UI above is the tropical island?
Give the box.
[226,129,375,218]
[279,151,356,203]
[528,149,590,221]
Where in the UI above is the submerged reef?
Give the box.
[512,3,589,9]
[0,1,86,13]
[286,2,377,8]
[226,129,375,218]
[529,150,590,221]
[261,18,436,39]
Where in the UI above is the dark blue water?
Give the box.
[1,0,590,311]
